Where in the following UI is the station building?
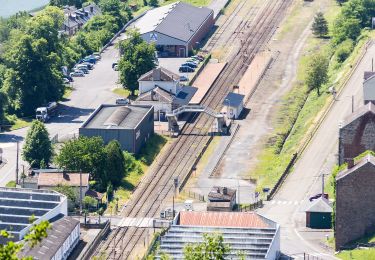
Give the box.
[131,1,214,57]
[79,104,154,153]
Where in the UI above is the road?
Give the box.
[0,40,121,186]
[258,42,374,259]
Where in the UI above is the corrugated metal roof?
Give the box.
[179,211,270,228]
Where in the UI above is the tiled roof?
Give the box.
[138,67,179,82]
[179,211,271,228]
[38,172,89,187]
[137,87,175,103]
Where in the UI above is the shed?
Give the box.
[222,92,245,119]
[305,197,332,229]
[207,186,236,211]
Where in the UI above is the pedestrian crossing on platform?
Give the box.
[268,200,304,205]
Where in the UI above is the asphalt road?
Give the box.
[0,40,121,186]
[258,42,375,259]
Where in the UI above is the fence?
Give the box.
[237,200,263,212]
[181,190,206,202]
[79,220,111,260]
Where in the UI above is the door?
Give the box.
[179,47,185,57]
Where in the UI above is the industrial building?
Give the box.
[335,154,375,249]
[79,104,154,153]
[130,2,214,57]
[158,211,280,259]
[338,102,375,165]
[0,187,67,243]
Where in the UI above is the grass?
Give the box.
[63,85,73,100]
[5,181,16,188]
[112,87,131,98]
[3,115,32,131]
[251,1,371,192]
[338,249,375,259]
[107,134,169,214]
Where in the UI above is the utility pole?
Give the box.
[15,140,19,185]
[321,173,328,196]
[79,169,83,214]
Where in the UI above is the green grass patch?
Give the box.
[63,86,73,100]
[251,1,371,192]
[107,134,168,213]
[3,115,32,131]
[338,248,375,260]
[112,87,131,98]
[5,181,16,188]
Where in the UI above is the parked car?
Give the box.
[309,193,329,202]
[75,64,89,70]
[179,66,195,73]
[191,55,204,61]
[92,52,101,60]
[182,62,197,68]
[63,78,70,84]
[112,62,118,69]
[116,98,130,105]
[82,62,94,69]
[70,71,84,77]
[180,75,189,81]
[82,57,96,64]
[114,65,119,71]
[74,67,89,74]
[186,59,199,65]
[64,76,74,82]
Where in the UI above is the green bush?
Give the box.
[335,39,354,63]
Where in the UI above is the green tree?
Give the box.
[305,53,329,96]
[311,12,328,38]
[53,184,77,207]
[83,195,97,210]
[22,120,53,168]
[55,136,107,188]
[0,219,50,259]
[183,233,230,260]
[149,0,159,7]
[105,140,125,187]
[118,30,156,95]
[332,16,361,44]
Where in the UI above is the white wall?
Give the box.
[266,226,280,260]
[139,81,180,95]
[223,103,243,119]
[132,100,172,120]
[52,223,80,260]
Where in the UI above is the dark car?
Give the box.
[309,193,329,202]
[180,75,189,81]
[112,62,118,69]
[179,66,195,73]
[181,62,197,68]
[64,76,74,82]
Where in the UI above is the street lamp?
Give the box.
[11,138,19,185]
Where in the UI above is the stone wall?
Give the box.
[335,161,375,249]
[338,112,375,165]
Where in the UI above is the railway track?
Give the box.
[94,0,292,259]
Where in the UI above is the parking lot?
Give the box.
[158,56,205,83]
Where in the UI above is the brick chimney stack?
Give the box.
[346,158,355,169]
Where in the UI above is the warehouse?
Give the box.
[131,2,214,57]
[79,104,154,153]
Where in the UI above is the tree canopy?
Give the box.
[118,30,156,95]
[104,140,126,187]
[22,120,53,168]
[305,53,329,96]
[183,233,230,260]
[312,12,328,38]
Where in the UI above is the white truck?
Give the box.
[35,102,58,122]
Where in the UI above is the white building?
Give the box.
[20,216,80,260]
[0,187,67,243]
[158,211,280,259]
[138,67,181,95]
[222,92,245,119]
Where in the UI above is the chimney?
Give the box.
[223,187,228,195]
[90,6,94,13]
[346,158,355,169]
[152,68,161,81]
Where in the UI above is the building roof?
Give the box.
[85,189,104,200]
[81,104,153,130]
[137,87,175,103]
[38,172,89,187]
[19,215,79,259]
[336,154,375,181]
[138,67,179,82]
[222,92,245,107]
[133,2,213,43]
[364,71,375,81]
[178,211,271,228]
[340,102,375,128]
[208,186,236,202]
[0,188,66,242]
[305,197,332,213]
[174,86,198,106]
